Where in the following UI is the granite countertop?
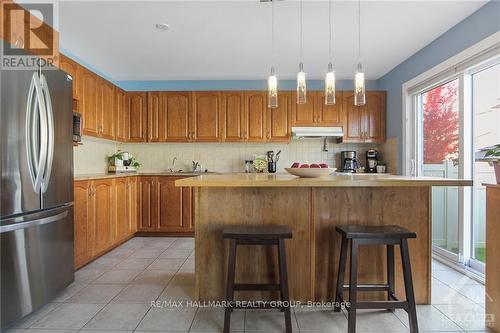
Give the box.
[174,173,473,187]
[74,171,217,180]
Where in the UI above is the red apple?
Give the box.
[291,162,300,168]
[310,164,320,168]
[320,163,329,168]
[300,164,310,168]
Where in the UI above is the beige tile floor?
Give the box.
[4,237,491,333]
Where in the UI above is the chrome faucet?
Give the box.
[169,157,177,172]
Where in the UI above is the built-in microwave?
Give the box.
[73,112,82,142]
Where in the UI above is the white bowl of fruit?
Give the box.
[285,163,336,178]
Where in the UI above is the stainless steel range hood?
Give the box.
[292,127,344,138]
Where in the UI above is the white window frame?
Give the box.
[401,32,500,272]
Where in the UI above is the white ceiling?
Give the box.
[59,0,487,81]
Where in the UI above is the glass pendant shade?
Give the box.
[268,67,278,108]
[325,62,336,105]
[354,62,366,106]
[296,62,307,104]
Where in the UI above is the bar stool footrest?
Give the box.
[234,283,281,291]
[342,284,391,291]
[353,301,408,310]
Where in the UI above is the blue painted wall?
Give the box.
[115,79,379,91]
[377,1,500,173]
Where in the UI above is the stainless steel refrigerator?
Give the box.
[1,51,74,328]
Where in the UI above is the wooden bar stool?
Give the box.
[222,225,293,333]
[334,225,419,333]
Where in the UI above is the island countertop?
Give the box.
[175,173,472,187]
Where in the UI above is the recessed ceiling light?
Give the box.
[155,23,170,31]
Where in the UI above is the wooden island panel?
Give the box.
[485,184,500,331]
[194,186,431,304]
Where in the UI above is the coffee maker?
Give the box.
[365,149,379,173]
[340,151,359,173]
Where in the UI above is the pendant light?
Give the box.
[354,0,366,106]
[296,0,306,104]
[268,0,278,108]
[324,0,336,105]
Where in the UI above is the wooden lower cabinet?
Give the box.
[137,176,194,233]
[73,177,137,269]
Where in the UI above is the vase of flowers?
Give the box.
[253,156,267,173]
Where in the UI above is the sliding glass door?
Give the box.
[469,62,500,271]
[409,56,499,272]
[416,79,462,261]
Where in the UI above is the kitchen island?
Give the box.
[176,173,472,304]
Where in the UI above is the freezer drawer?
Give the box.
[0,206,74,329]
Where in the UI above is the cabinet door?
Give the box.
[291,92,316,126]
[74,181,90,268]
[342,91,365,143]
[90,179,113,255]
[161,92,191,142]
[315,91,343,126]
[115,88,128,142]
[99,79,115,140]
[244,91,267,142]
[128,92,148,142]
[267,92,291,142]
[364,91,386,143]
[192,92,221,142]
[114,177,129,242]
[59,54,79,100]
[128,177,138,234]
[221,92,245,142]
[138,177,157,231]
[148,92,161,142]
[80,68,99,136]
[157,177,183,231]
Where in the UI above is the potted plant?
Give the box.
[107,151,142,169]
[485,144,500,184]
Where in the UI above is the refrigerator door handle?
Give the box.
[25,72,48,194]
[0,210,68,233]
[40,74,54,194]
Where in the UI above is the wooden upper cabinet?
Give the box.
[192,92,221,142]
[98,79,115,140]
[342,91,364,143]
[315,91,343,126]
[291,92,315,125]
[342,91,386,143]
[221,92,245,142]
[115,88,128,142]
[59,55,80,100]
[74,181,90,268]
[90,179,113,255]
[161,92,192,142]
[80,68,99,136]
[127,92,148,142]
[244,91,267,142]
[267,92,291,142]
[148,92,161,142]
[364,91,386,143]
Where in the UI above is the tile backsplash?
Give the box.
[74,136,386,174]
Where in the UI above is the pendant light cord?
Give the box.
[299,0,303,63]
[358,0,361,61]
[328,0,332,63]
[271,0,275,68]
